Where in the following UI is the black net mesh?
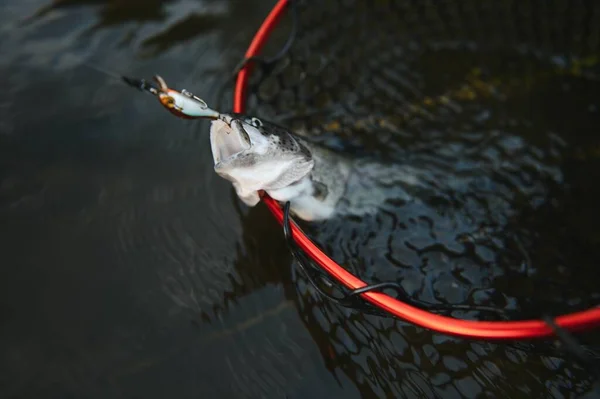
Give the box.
[239,0,600,397]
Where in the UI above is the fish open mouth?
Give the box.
[211,119,251,165]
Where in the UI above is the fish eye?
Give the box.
[250,117,262,128]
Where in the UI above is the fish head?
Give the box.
[210,114,315,206]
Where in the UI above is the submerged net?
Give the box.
[236,0,600,396]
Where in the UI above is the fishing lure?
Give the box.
[122,74,221,120]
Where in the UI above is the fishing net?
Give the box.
[241,0,600,312]
[240,0,600,316]
[233,0,600,396]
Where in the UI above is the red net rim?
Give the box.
[233,0,600,340]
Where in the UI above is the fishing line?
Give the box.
[82,62,160,95]
[83,62,124,80]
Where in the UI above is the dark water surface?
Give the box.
[1,0,600,398]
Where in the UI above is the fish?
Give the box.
[209,114,428,221]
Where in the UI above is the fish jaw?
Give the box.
[209,116,315,207]
[210,118,251,166]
